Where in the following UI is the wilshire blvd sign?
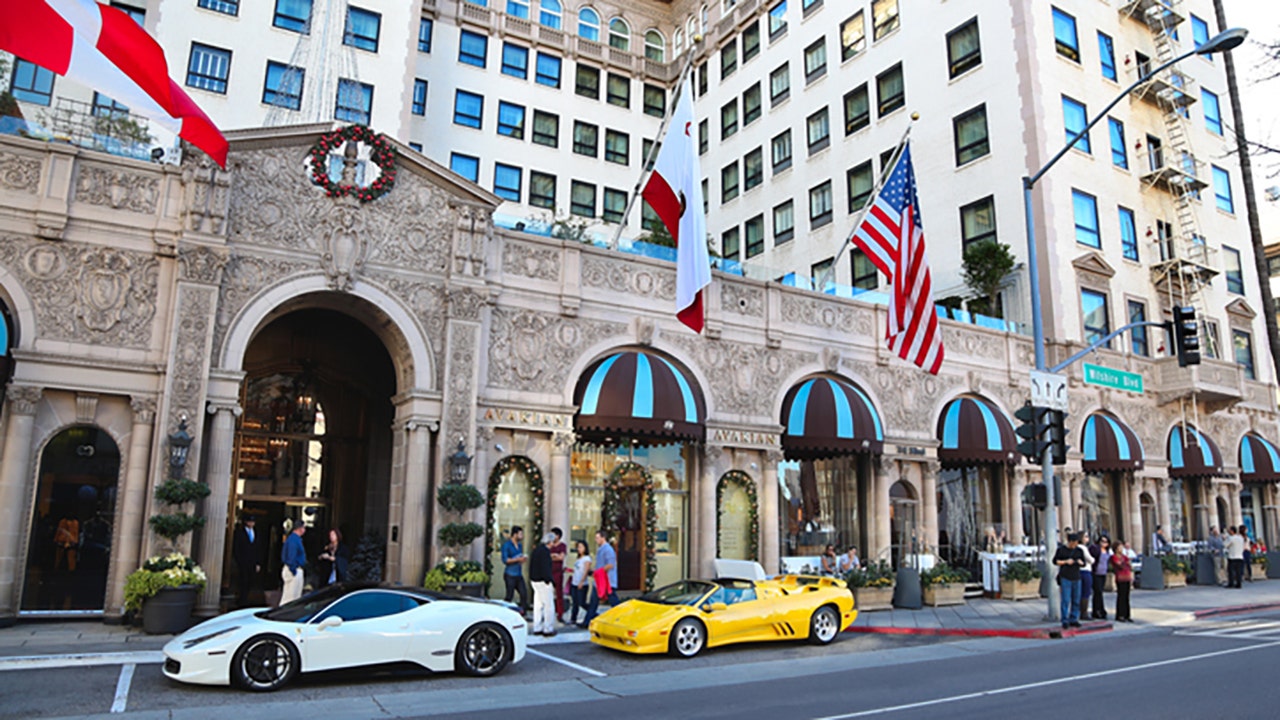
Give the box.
[1082,363,1143,394]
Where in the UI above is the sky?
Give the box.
[1221,0,1280,238]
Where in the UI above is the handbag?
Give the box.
[594,568,612,598]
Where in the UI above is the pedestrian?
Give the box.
[820,544,839,575]
[232,514,263,608]
[1079,532,1095,621]
[582,530,620,626]
[502,526,529,615]
[1151,525,1171,555]
[1053,532,1086,628]
[1111,539,1133,623]
[1243,532,1254,583]
[529,532,557,636]
[568,540,593,625]
[1208,527,1226,586]
[316,528,349,587]
[1226,525,1246,589]
[549,527,568,623]
[1091,536,1111,619]
[280,520,307,605]
[838,546,861,574]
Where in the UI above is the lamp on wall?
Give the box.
[447,438,472,485]
[168,415,193,480]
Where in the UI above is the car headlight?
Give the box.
[182,626,240,649]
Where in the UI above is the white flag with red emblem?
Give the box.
[642,80,709,333]
[1,0,228,167]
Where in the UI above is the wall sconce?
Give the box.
[168,416,193,480]
[447,438,472,485]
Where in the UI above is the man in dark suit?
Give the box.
[232,515,263,607]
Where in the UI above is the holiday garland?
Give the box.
[483,455,546,579]
[601,461,659,591]
[307,124,398,203]
[715,470,760,561]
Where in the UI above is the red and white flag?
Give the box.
[642,80,709,333]
[851,142,945,374]
[1,0,228,167]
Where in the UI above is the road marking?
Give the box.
[0,651,163,671]
[110,663,135,714]
[1175,619,1280,641]
[526,648,607,677]
[811,641,1280,720]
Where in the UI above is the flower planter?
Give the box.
[1163,570,1187,588]
[1001,578,1042,601]
[443,581,487,598]
[922,583,965,607]
[853,586,894,612]
[1251,564,1268,581]
[142,585,198,635]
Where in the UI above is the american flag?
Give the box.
[851,142,945,374]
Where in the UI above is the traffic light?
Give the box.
[1014,402,1052,462]
[1049,409,1070,465]
[1172,306,1201,367]
[1022,477,1063,509]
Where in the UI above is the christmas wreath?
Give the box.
[602,461,658,591]
[307,124,398,203]
[483,455,546,579]
[715,470,760,561]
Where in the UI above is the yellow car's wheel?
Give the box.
[668,618,706,658]
[809,605,840,645]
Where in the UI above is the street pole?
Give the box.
[1019,27,1247,623]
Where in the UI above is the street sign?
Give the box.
[1082,363,1143,394]
[1030,370,1068,411]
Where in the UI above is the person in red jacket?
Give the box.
[1110,540,1134,623]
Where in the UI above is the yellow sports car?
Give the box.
[588,575,856,658]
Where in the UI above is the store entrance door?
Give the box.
[615,480,647,591]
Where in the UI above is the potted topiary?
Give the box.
[423,558,489,593]
[845,560,895,611]
[429,440,488,597]
[999,560,1042,601]
[1161,555,1190,588]
[1251,554,1268,582]
[921,562,969,607]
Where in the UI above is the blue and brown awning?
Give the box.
[1167,424,1224,478]
[936,396,1018,466]
[1083,412,1144,472]
[781,376,883,459]
[1239,433,1280,482]
[574,350,705,444]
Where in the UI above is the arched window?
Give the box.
[700,5,709,32]
[578,7,600,41]
[686,17,697,39]
[674,29,684,56]
[506,0,530,20]
[538,0,561,29]
[609,17,630,51]
[644,29,665,62]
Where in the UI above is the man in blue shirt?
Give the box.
[582,529,621,626]
[501,526,529,615]
[280,521,307,604]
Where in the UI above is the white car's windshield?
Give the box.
[257,585,346,623]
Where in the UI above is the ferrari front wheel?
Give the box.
[668,618,706,658]
[456,622,512,677]
[809,605,840,645]
[230,634,299,692]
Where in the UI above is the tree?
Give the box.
[961,240,1015,319]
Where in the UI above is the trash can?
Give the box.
[1139,556,1164,590]
[1194,553,1216,585]
[893,567,922,609]
[1267,551,1280,580]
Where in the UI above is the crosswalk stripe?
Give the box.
[1175,619,1280,641]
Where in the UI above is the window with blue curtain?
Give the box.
[502,43,529,78]
[1128,300,1148,356]
[1213,165,1234,213]
[539,0,562,29]
[1202,89,1222,135]
[344,7,380,52]
[450,153,480,182]
[263,61,304,110]
[186,43,231,94]
[1073,189,1099,247]
[578,8,600,41]
[1062,95,1089,153]
[1109,117,1127,169]
[497,101,526,138]
[273,0,311,33]
[334,78,372,124]
[1052,7,1079,62]
[412,79,427,115]
[535,53,561,87]
[1119,206,1138,261]
[198,0,238,16]
[1224,246,1244,294]
[1081,288,1110,348]
[418,18,433,52]
[1191,14,1210,54]
[506,0,530,19]
[459,31,488,67]
[493,163,522,201]
[1097,32,1116,81]
[1234,330,1256,380]
[453,90,483,128]
[10,59,55,105]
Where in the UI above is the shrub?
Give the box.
[124,553,206,612]
[845,560,894,588]
[921,562,970,586]
[437,522,485,548]
[437,484,484,514]
[1000,560,1042,583]
[423,558,486,590]
[1161,555,1190,575]
[347,530,386,582]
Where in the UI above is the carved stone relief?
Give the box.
[941,325,1005,362]
[581,255,677,301]
[182,158,231,234]
[178,245,229,286]
[502,240,560,282]
[721,283,765,319]
[447,286,488,321]
[168,285,216,431]
[445,324,479,447]
[487,308,626,393]
[74,165,160,214]
[778,294,875,336]
[665,333,815,418]
[0,149,41,194]
[210,251,316,364]
[868,363,964,436]
[6,385,43,415]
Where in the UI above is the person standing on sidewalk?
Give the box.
[1079,532,1096,621]
[1111,539,1133,623]
[1226,526,1246,588]
[502,526,529,615]
[1208,527,1226,586]
[549,528,567,623]
[280,521,307,605]
[1091,536,1111,620]
[1054,532,1085,628]
[582,530,620,626]
[529,532,557,636]
[568,540,593,625]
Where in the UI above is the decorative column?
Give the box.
[921,460,939,553]
[1193,479,1211,540]
[1067,472,1083,532]
[762,449,782,574]
[0,385,41,626]
[549,431,575,538]
[195,400,241,616]
[1009,467,1027,546]
[399,422,433,585]
[106,396,157,620]
[469,427,495,565]
[1128,477,1143,551]
[697,444,724,578]
[1229,483,1243,529]
[872,457,892,563]
[1159,479,1173,541]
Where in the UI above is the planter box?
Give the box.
[142,585,198,635]
[1163,570,1187,588]
[443,581,487,598]
[853,586,894,611]
[1001,578,1042,601]
[922,583,966,607]
[1251,564,1268,581]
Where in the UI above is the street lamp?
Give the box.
[168,415,193,480]
[447,438,472,485]
[1021,27,1247,621]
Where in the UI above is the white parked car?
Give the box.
[163,584,527,691]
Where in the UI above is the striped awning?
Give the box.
[936,396,1018,466]
[1083,412,1145,472]
[781,376,883,459]
[1167,424,1224,478]
[1240,433,1280,482]
[573,350,705,444]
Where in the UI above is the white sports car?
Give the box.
[163,584,527,691]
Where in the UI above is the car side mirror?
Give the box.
[701,602,727,613]
[318,615,343,630]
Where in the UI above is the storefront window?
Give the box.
[487,461,536,598]
[1080,474,1115,540]
[1240,487,1256,541]
[1168,479,1189,542]
[778,456,865,558]
[718,478,753,561]
[937,465,1003,572]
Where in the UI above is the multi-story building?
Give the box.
[1,0,1277,623]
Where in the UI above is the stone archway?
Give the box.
[485,455,546,596]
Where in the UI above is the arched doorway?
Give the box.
[889,480,917,568]
[1140,492,1156,555]
[716,470,758,561]
[229,306,396,604]
[22,426,121,612]
[485,456,544,598]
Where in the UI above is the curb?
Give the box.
[1193,601,1280,619]
[844,620,1112,640]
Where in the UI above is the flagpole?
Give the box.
[607,43,702,251]
[816,112,919,292]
